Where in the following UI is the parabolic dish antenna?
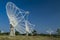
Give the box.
[6,2,35,36]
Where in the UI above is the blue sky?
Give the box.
[0,0,60,34]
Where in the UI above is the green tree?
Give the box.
[32,30,37,35]
[15,31,20,35]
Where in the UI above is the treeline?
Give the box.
[0,32,60,38]
[0,32,9,35]
[0,28,60,37]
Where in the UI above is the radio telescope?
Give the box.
[46,29,54,35]
[6,2,35,36]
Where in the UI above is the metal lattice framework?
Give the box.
[6,2,35,34]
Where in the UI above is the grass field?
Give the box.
[0,35,60,40]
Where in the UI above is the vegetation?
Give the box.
[31,30,37,35]
[0,29,60,40]
[0,35,60,40]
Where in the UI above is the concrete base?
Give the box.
[10,24,15,36]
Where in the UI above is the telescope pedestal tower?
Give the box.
[10,24,15,36]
